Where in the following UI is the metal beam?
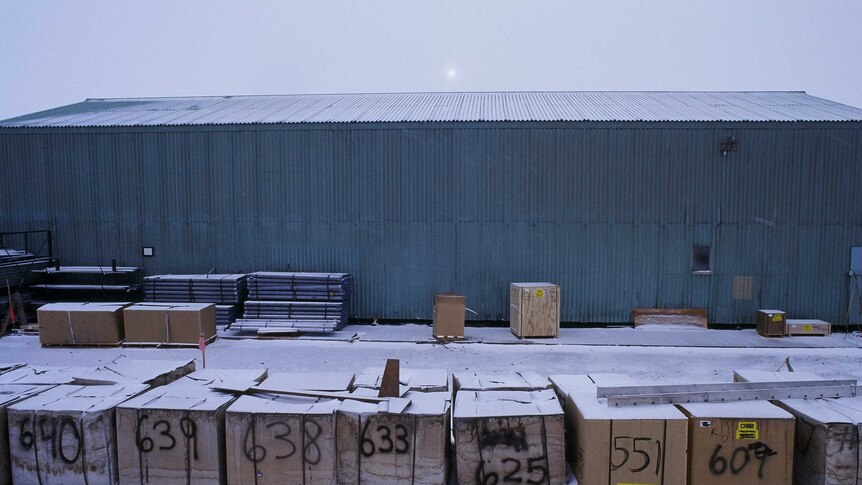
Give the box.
[597,380,858,407]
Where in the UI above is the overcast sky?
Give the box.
[1,1,860,121]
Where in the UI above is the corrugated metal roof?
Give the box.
[2,91,862,127]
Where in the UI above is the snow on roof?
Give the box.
[3,91,861,127]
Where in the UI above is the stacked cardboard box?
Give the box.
[36,302,130,346]
[550,374,688,485]
[115,368,267,484]
[123,302,216,345]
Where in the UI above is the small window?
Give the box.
[692,246,711,274]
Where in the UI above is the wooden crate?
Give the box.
[678,401,795,485]
[786,319,831,336]
[8,383,148,485]
[433,293,465,339]
[116,369,267,485]
[757,309,787,337]
[453,389,566,485]
[510,283,560,338]
[336,390,450,484]
[550,374,688,485]
[633,307,708,328]
[225,372,353,484]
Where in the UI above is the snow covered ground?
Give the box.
[2,324,860,384]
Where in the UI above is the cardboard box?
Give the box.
[337,389,451,484]
[8,382,149,485]
[510,283,560,338]
[0,358,194,387]
[453,389,566,485]
[550,374,688,485]
[115,368,267,485]
[785,319,831,336]
[123,302,216,344]
[433,293,465,338]
[37,302,130,346]
[757,309,787,337]
[354,367,451,394]
[454,370,550,391]
[678,401,795,485]
[223,372,351,484]
[0,385,54,485]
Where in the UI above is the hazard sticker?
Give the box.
[772,314,782,322]
[736,421,758,440]
[535,289,544,297]
[804,324,813,331]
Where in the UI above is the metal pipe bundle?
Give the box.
[240,272,353,333]
[143,274,247,304]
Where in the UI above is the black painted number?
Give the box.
[476,456,548,484]
[709,442,777,479]
[610,436,662,475]
[360,423,410,457]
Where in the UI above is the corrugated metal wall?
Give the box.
[2,122,861,324]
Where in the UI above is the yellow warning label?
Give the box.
[618,483,656,485]
[535,289,544,297]
[772,314,782,322]
[736,421,758,440]
[804,325,813,331]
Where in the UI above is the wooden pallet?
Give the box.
[121,335,216,348]
[41,340,124,348]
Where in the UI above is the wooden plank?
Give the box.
[632,307,708,328]
[378,359,400,398]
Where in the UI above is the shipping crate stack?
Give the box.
[550,374,689,485]
[144,274,248,327]
[3,358,194,485]
[453,371,566,484]
[224,372,354,484]
[115,367,268,485]
[338,366,452,484]
[232,272,353,334]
